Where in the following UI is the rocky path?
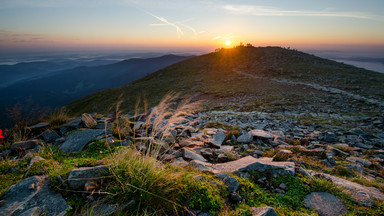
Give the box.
[234,69,384,107]
[1,109,384,215]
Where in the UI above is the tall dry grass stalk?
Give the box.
[140,92,202,157]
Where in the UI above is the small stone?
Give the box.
[217,153,229,163]
[81,113,97,128]
[182,149,207,162]
[249,130,273,140]
[200,148,214,159]
[346,157,372,167]
[251,206,277,216]
[240,144,249,151]
[41,129,61,143]
[209,132,226,148]
[229,192,242,203]
[237,133,253,143]
[324,132,336,143]
[279,183,287,190]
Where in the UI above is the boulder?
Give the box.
[251,206,277,216]
[81,113,97,128]
[68,165,109,190]
[59,129,105,153]
[41,129,61,143]
[209,132,226,148]
[249,130,273,140]
[304,192,347,216]
[182,149,207,162]
[0,176,70,216]
[237,133,253,143]
[11,140,38,152]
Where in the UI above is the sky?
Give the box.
[1,0,384,53]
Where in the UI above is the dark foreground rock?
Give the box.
[59,129,105,153]
[68,165,109,190]
[304,192,348,216]
[0,176,70,216]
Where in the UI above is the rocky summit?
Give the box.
[1,46,384,215]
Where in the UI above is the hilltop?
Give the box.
[67,46,384,129]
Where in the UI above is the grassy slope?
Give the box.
[66,46,384,116]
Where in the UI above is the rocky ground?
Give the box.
[1,106,384,215]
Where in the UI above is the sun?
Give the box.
[225,40,231,46]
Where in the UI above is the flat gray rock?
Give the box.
[182,148,207,162]
[320,173,384,207]
[304,192,347,216]
[249,130,273,140]
[68,165,109,190]
[251,206,277,216]
[191,156,295,175]
[0,176,70,216]
[59,129,105,153]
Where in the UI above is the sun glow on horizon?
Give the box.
[225,40,231,46]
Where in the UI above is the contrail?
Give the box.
[147,12,183,38]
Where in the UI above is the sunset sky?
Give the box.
[1,0,384,52]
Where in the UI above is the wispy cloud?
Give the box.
[223,5,378,20]
[147,12,184,38]
[147,12,204,38]
[212,35,231,41]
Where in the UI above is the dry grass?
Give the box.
[132,92,202,158]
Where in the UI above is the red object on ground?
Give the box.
[0,129,4,138]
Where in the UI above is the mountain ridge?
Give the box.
[66,46,384,129]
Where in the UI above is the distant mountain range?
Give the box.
[0,54,192,128]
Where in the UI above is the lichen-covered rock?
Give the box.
[0,176,70,216]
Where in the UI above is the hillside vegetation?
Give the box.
[67,46,384,128]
